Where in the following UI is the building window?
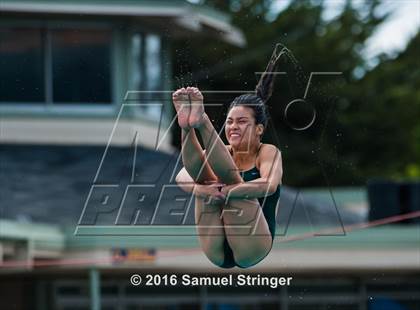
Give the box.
[0,25,112,105]
[129,33,163,120]
[130,34,143,100]
[144,34,162,119]
[0,27,45,102]
[52,29,112,104]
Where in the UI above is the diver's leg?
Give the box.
[180,125,227,267]
[173,88,214,182]
[186,87,242,184]
[181,127,217,184]
[222,199,273,268]
[196,114,243,185]
[195,197,230,267]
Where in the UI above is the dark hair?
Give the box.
[229,94,268,127]
[228,43,284,128]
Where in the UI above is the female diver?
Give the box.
[173,46,283,268]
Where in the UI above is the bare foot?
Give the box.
[172,88,190,129]
[187,87,205,128]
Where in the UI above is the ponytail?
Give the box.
[255,43,285,103]
[229,43,285,129]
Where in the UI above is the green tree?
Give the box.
[340,31,420,181]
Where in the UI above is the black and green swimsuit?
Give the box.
[221,146,281,268]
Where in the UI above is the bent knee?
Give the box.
[234,243,272,268]
[204,251,225,267]
[200,242,225,267]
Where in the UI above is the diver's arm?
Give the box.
[221,145,282,200]
[175,167,225,201]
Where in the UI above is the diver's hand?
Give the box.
[193,183,226,204]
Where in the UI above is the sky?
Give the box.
[272,0,420,61]
[363,0,419,59]
[189,0,419,61]
[186,0,419,71]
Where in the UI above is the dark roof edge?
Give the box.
[1,0,246,47]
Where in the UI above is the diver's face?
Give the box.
[225,106,262,149]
